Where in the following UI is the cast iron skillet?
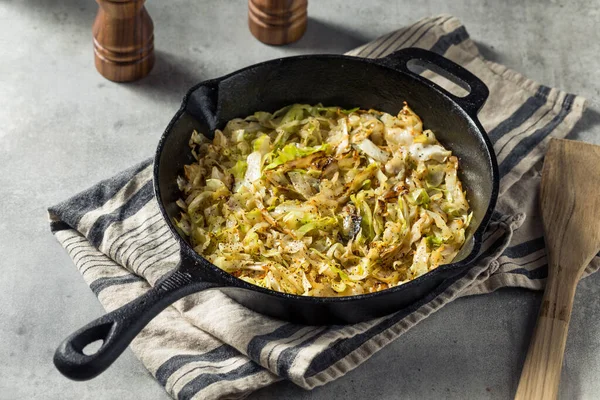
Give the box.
[54,48,498,381]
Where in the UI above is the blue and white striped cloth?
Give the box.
[48,15,596,400]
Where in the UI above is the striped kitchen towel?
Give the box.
[48,15,596,400]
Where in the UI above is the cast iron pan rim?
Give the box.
[153,52,499,304]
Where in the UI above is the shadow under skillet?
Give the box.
[246,287,545,400]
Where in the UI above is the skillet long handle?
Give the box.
[514,262,580,400]
[54,270,218,381]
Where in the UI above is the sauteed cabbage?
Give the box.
[175,104,471,297]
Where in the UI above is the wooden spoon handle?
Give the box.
[514,265,579,400]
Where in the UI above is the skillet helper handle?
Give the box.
[54,270,215,381]
[379,47,489,115]
[514,262,580,400]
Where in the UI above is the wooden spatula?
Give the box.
[515,138,600,400]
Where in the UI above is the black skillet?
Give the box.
[54,47,499,381]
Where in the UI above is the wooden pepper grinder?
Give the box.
[93,0,155,82]
[248,0,308,45]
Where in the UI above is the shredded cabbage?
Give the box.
[175,103,472,297]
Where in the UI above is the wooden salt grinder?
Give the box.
[248,0,308,45]
[93,0,155,82]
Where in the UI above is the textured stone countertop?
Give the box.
[1,0,599,399]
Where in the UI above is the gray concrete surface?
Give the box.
[1,0,599,399]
